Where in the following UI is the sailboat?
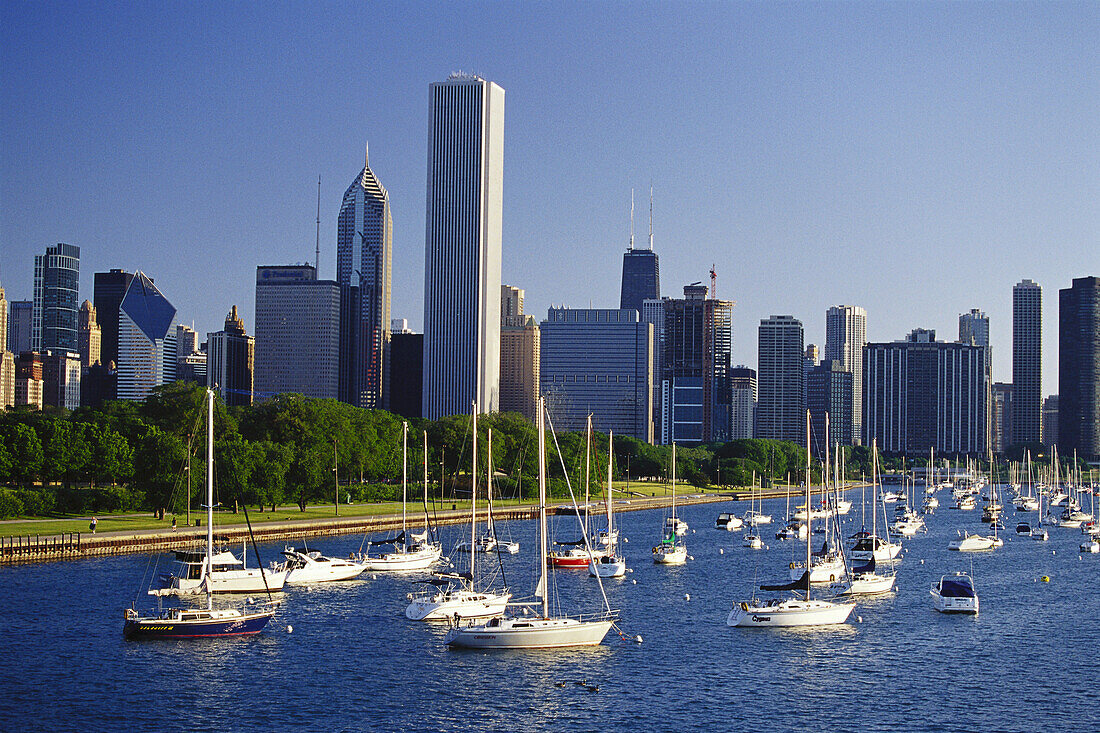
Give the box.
[548,416,609,568]
[788,416,843,583]
[948,450,1004,552]
[407,418,511,621]
[360,422,443,572]
[124,389,279,639]
[590,431,627,578]
[850,439,902,563]
[445,397,617,649]
[727,411,855,628]
[653,444,688,564]
[742,476,764,549]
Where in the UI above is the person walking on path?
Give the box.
[90,517,98,533]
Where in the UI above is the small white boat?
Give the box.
[775,522,807,540]
[405,575,512,621]
[589,554,627,578]
[744,510,773,526]
[834,557,896,596]
[156,546,288,595]
[788,554,845,584]
[955,496,977,510]
[947,531,1002,552]
[654,530,688,564]
[849,536,902,562]
[727,596,855,627]
[590,431,627,579]
[279,547,367,585]
[1030,526,1049,541]
[1080,538,1100,554]
[665,516,689,535]
[446,613,614,648]
[1015,496,1039,512]
[361,541,442,571]
[931,572,979,614]
[1057,508,1092,529]
[455,535,520,555]
[742,533,763,550]
[882,490,906,504]
[716,512,744,531]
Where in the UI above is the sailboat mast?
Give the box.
[805,410,812,600]
[487,427,493,543]
[423,430,429,534]
[584,414,592,537]
[205,388,214,611]
[402,422,408,541]
[471,404,478,580]
[537,397,549,619]
[606,430,614,538]
[671,443,677,520]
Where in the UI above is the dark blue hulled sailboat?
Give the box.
[124,389,277,640]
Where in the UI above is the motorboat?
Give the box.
[156,545,288,595]
[849,535,902,562]
[955,496,977,510]
[947,531,1002,551]
[788,553,845,584]
[405,574,511,621]
[1015,522,1033,535]
[1080,538,1100,554]
[716,512,744,531]
[833,556,896,596]
[279,547,367,585]
[665,516,689,535]
[931,572,979,614]
[744,510,772,526]
[775,522,806,540]
[742,533,763,550]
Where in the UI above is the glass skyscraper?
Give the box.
[1012,279,1042,445]
[757,315,805,442]
[825,305,866,446]
[337,145,392,410]
[1058,276,1100,460]
[32,243,80,354]
[422,74,504,419]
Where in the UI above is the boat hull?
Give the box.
[405,591,511,621]
[361,546,441,572]
[727,599,855,627]
[123,608,274,639]
[589,558,627,578]
[445,617,613,649]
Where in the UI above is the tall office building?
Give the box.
[619,190,661,313]
[7,300,32,354]
[116,272,177,401]
[0,286,13,409]
[422,74,504,419]
[807,360,854,453]
[660,283,734,444]
[825,305,867,445]
[32,243,80,354]
[93,269,135,369]
[14,352,44,409]
[1012,279,1042,446]
[991,382,1013,453]
[729,366,757,440]
[77,300,101,368]
[757,315,805,442]
[388,331,423,419]
[42,350,82,410]
[1058,276,1100,460]
[1042,395,1059,447]
[254,265,340,400]
[207,306,254,406]
[540,308,654,441]
[499,285,539,422]
[337,145,392,410]
[642,297,670,441]
[863,329,988,454]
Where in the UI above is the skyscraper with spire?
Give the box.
[619,188,661,314]
[337,143,392,410]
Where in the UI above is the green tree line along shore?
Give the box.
[0,382,1083,521]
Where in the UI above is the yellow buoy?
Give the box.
[1040,575,1050,583]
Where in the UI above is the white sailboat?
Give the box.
[590,430,626,578]
[850,440,902,563]
[445,397,616,649]
[654,444,688,565]
[360,422,442,572]
[742,476,764,549]
[727,411,855,628]
[279,546,367,585]
[407,420,511,621]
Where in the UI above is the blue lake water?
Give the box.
[2,493,1099,732]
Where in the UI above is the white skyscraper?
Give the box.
[825,305,867,445]
[422,74,504,418]
[116,272,176,401]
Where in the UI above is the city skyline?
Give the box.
[3,3,1098,396]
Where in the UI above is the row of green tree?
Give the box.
[0,382,1084,520]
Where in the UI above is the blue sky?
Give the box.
[2,1,1097,392]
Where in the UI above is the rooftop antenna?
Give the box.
[629,188,635,251]
[648,185,654,251]
[710,264,717,299]
[315,175,321,273]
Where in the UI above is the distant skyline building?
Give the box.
[14,351,44,409]
[991,382,1013,454]
[7,300,32,354]
[254,264,340,400]
[1058,276,1100,460]
[1042,395,1059,447]
[42,350,81,410]
[337,144,392,410]
[499,285,539,422]
[0,286,12,409]
[207,305,254,406]
[619,189,661,314]
[540,307,654,442]
[729,365,757,440]
[77,300,101,368]
[641,297,670,442]
[116,272,177,401]
[32,243,80,354]
[863,329,989,454]
[958,308,990,349]
[807,360,853,452]
[388,332,423,419]
[660,283,734,444]
[825,305,867,446]
[93,269,135,370]
[1012,279,1042,445]
[756,315,805,442]
[422,73,504,419]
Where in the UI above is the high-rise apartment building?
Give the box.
[1042,395,1059,447]
[729,366,757,440]
[959,309,990,349]
[14,352,44,409]
[254,265,340,400]
[77,300,101,368]
[499,285,539,422]
[540,308,653,442]
[825,305,867,445]
[207,306,254,406]
[42,350,82,410]
[991,382,1013,454]
[337,145,392,410]
[93,269,135,370]
[1058,276,1100,460]
[863,329,988,454]
[757,315,805,442]
[1012,279,1042,445]
[660,283,734,444]
[7,300,32,354]
[422,74,504,419]
[0,286,13,409]
[116,272,177,401]
[807,360,853,452]
[32,243,80,354]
